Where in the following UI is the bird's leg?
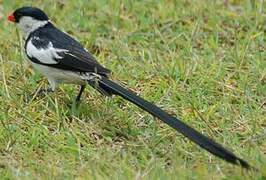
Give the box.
[76,85,86,102]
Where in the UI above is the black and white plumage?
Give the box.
[25,22,111,95]
[8,7,252,169]
[9,7,111,96]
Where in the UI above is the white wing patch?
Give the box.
[26,38,68,64]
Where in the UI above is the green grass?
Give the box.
[0,0,265,179]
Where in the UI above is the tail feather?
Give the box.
[87,79,113,96]
[88,76,251,169]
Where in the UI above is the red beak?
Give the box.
[8,13,15,22]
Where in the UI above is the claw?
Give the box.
[37,88,54,96]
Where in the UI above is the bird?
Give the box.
[8,6,251,169]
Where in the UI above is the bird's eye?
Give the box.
[16,13,22,17]
[14,12,23,22]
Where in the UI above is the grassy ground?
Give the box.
[0,0,265,179]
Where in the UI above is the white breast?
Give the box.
[30,62,86,90]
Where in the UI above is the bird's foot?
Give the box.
[36,88,54,96]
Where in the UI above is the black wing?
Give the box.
[27,22,111,76]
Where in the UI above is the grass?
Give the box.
[0,0,265,179]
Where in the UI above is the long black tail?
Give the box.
[88,76,251,169]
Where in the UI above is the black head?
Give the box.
[8,7,49,23]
